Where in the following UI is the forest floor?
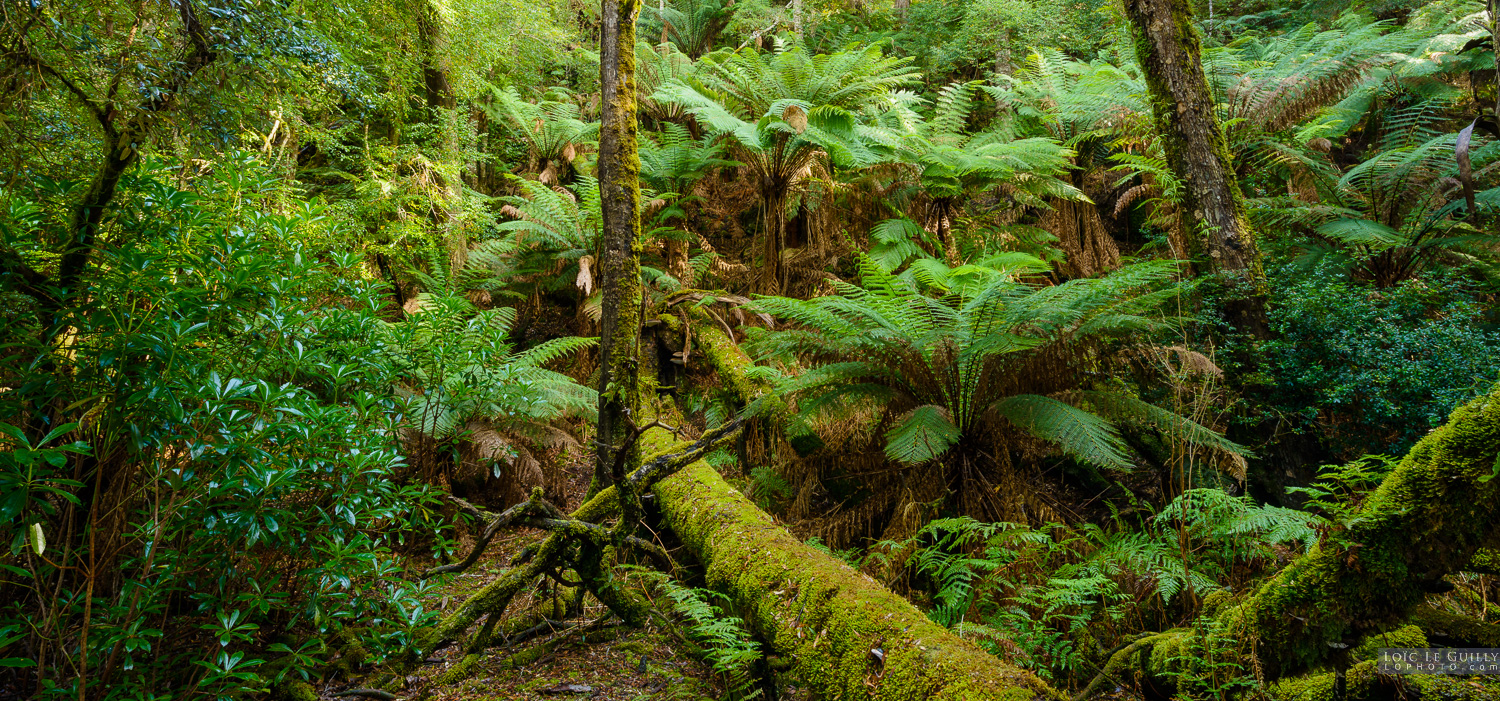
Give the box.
[333,460,732,701]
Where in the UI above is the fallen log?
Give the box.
[648,315,1059,700]
[650,444,1060,700]
[1074,383,1500,698]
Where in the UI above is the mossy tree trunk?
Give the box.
[417,1,456,113]
[415,0,468,273]
[1231,384,1500,674]
[1123,0,1269,335]
[593,0,644,503]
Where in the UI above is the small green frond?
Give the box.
[884,405,962,465]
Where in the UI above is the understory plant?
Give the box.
[745,254,1247,542]
[0,160,451,698]
[878,487,1319,690]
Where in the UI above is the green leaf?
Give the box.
[992,394,1130,468]
[884,405,961,465]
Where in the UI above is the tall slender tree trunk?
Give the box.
[1123,0,1269,336]
[417,1,457,112]
[417,1,466,273]
[592,0,644,498]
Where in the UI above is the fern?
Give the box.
[633,568,764,701]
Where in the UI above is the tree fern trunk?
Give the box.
[593,0,644,498]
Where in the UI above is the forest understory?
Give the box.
[3,0,1500,698]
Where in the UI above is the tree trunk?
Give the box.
[417,1,457,112]
[937,199,959,265]
[1123,0,1270,338]
[593,0,645,497]
[759,184,787,294]
[1490,0,1499,122]
[1123,0,1258,274]
[651,448,1062,700]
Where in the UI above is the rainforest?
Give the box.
[2,0,1499,698]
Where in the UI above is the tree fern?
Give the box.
[747,253,1246,532]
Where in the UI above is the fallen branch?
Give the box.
[417,419,745,651]
[422,488,568,579]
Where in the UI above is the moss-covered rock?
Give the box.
[271,680,319,701]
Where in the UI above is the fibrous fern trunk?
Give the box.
[760,181,790,294]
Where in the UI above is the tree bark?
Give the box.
[1122,0,1259,275]
[1123,0,1270,339]
[1490,0,1499,122]
[593,0,645,498]
[417,1,457,112]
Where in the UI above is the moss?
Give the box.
[1270,660,1500,701]
[436,652,484,685]
[1199,589,1235,614]
[1228,385,1500,675]
[616,640,652,655]
[1351,625,1427,661]
[1467,548,1500,575]
[329,629,371,677]
[643,319,1059,699]
[1267,660,1381,701]
[1412,605,1500,647]
[272,680,318,701]
[649,436,1060,700]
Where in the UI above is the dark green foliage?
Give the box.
[0,159,564,696]
[1255,267,1500,457]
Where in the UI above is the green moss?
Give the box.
[1412,605,1500,647]
[1199,589,1235,614]
[616,640,652,655]
[641,319,1059,699]
[436,652,484,685]
[1351,625,1427,661]
[1267,660,1381,701]
[1468,548,1500,575]
[1229,385,1500,675]
[272,680,318,701]
[649,437,1060,700]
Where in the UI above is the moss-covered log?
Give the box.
[647,320,1058,700]
[1227,384,1500,674]
[649,439,1059,700]
[1077,384,1500,696]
